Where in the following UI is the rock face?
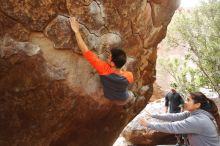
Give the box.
[121,99,176,146]
[0,0,180,146]
[149,83,165,102]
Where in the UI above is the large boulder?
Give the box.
[0,0,180,146]
[121,99,176,146]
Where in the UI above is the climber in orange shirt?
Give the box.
[69,17,133,105]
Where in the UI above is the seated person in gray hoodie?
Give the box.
[140,92,220,146]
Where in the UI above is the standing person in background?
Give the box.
[140,92,220,146]
[164,84,184,113]
[164,84,186,145]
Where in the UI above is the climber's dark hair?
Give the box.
[190,92,220,132]
[110,48,126,68]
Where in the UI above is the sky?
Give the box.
[180,0,203,8]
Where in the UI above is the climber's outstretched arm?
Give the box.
[69,17,109,74]
[69,17,89,53]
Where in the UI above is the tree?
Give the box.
[160,0,220,96]
[158,57,202,96]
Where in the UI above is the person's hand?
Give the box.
[69,17,80,33]
[164,107,168,113]
[139,118,148,127]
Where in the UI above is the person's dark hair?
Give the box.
[170,82,177,88]
[110,48,126,68]
[190,92,220,132]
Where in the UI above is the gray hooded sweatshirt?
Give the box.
[148,109,219,146]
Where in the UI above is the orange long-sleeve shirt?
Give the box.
[83,50,133,101]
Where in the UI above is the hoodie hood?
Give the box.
[191,109,214,120]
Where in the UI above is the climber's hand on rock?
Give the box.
[139,118,148,127]
[69,17,80,33]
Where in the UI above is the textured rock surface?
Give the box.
[121,99,176,146]
[149,83,165,102]
[0,0,180,146]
